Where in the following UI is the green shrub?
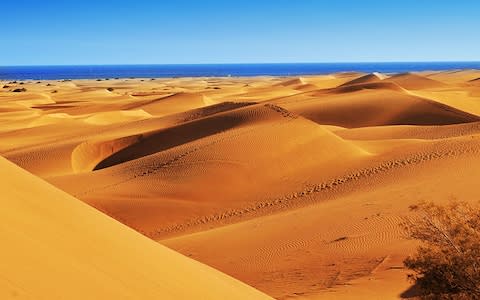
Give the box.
[403,201,480,299]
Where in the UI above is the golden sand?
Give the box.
[1,70,480,299]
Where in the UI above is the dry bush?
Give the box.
[403,201,480,299]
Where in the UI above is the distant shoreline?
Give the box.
[1,62,480,80]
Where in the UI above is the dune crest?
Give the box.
[385,72,448,89]
[340,72,388,86]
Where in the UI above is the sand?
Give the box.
[0,156,271,300]
[1,70,480,299]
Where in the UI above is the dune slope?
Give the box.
[280,89,479,128]
[0,156,270,300]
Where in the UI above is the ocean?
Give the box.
[1,62,480,80]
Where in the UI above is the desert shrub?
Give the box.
[106,87,114,92]
[3,85,9,88]
[403,201,480,299]
[12,88,27,92]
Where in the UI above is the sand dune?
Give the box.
[384,72,448,89]
[94,104,279,169]
[52,103,369,237]
[83,109,152,125]
[0,157,270,300]
[1,71,480,299]
[276,77,307,86]
[280,89,479,128]
[340,72,388,86]
[398,88,480,116]
[162,133,480,298]
[130,92,216,116]
[335,121,480,140]
[332,81,405,93]
[424,69,480,84]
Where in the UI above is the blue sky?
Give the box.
[1,0,479,65]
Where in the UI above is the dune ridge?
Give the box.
[384,72,449,89]
[74,103,274,171]
[339,72,388,86]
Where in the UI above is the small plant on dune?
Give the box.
[107,87,114,92]
[403,201,480,299]
[12,88,27,92]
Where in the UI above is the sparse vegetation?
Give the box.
[3,85,9,88]
[403,201,480,299]
[107,87,114,92]
[12,88,27,92]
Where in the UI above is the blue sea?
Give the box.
[1,62,480,80]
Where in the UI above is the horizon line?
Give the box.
[2,60,480,68]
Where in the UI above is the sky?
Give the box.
[1,0,479,65]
